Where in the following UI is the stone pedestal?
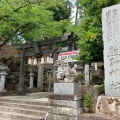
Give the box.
[54,83,80,95]
[28,69,35,89]
[47,83,83,120]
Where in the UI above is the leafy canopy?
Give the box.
[0,0,71,47]
[73,0,120,63]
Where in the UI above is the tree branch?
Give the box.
[14,4,27,12]
[0,23,32,47]
[18,28,33,36]
[0,15,10,20]
[4,0,14,10]
[0,36,11,47]
[0,3,27,20]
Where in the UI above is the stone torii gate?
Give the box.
[13,33,73,95]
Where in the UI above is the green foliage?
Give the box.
[46,0,72,21]
[96,84,105,95]
[74,73,84,84]
[73,0,120,63]
[0,0,71,46]
[90,73,104,85]
[84,93,93,112]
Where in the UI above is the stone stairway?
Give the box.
[0,94,50,120]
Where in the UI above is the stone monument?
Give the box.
[102,4,120,97]
[95,4,120,119]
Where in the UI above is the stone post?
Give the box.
[90,68,93,81]
[28,69,35,89]
[52,44,58,83]
[37,64,44,91]
[18,48,26,95]
[84,64,90,85]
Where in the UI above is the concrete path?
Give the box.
[0,92,52,100]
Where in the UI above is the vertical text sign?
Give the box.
[102,4,120,96]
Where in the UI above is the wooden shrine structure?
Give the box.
[13,33,76,95]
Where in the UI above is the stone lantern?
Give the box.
[28,69,35,89]
[0,65,9,92]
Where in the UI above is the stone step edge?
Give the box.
[0,105,47,115]
[0,102,50,110]
[0,110,44,120]
[0,98,49,105]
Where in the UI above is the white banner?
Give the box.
[58,50,79,62]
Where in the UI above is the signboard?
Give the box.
[58,50,79,62]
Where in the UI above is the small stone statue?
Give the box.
[55,59,78,82]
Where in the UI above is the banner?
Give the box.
[58,50,79,62]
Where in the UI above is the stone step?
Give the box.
[0,116,17,120]
[0,110,44,120]
[0,106,46,116]
[0,94,50,119]
[0,102,49,111]
[0,98,49,106]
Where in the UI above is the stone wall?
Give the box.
[79,113,119,120]
[79,85,99,112]
[96,95,120,119]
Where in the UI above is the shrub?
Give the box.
[96,84,105,95]
[90,74,103,85]
[84,93,94,112]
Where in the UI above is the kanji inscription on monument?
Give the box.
[102,4,120,96]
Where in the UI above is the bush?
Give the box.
[96,84,105,95]
[90,74,103,85]
[84,93,94,112]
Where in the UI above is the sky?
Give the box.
[69,0,76,6]
[69,0,77,24]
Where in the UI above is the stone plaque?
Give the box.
[102,4,120,96]
[54,83,80,95]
